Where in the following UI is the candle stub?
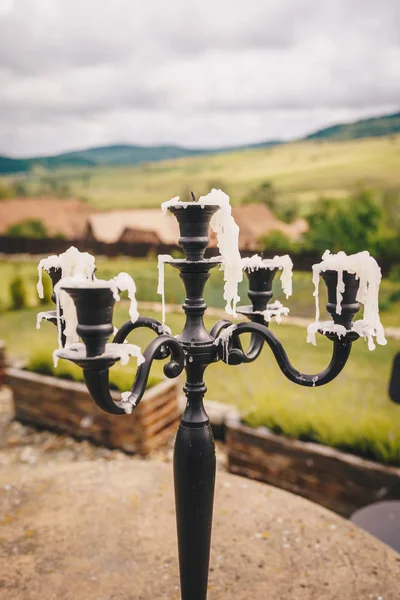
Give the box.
[308,250,387,350]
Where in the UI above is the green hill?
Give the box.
[0,156,29,174]
[0,141,280,175]
[1,111,399,175]
[306,111,400,141]
[6,134,397,211]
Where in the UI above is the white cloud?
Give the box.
[0,0,399,155]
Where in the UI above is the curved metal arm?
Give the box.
[217,321,353,387]
[113,316,172,361]
[210,319,265,363]
[113,316,170,344]
[83,335,185,415]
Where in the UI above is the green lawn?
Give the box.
[1,257,399,325]
[1,297,399,465]
[5,135,400,212]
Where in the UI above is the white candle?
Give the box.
[308,250,387,350]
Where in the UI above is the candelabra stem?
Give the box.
[174,364,216,600]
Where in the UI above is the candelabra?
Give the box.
[38,204,361,600]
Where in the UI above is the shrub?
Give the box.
[9,274,28,310]
[26,351,54,377]
[6,218,48,239]
[259,230,300,255]
[389,264,400,282]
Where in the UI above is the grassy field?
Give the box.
[1,256,399,325]
[1,302,399,465]
[1,257,399,325]
[9,135,400,212]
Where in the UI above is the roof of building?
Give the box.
[87,210,180,245]
[0,197,93,238]
[88,203,307,249]
[231,203,308,249]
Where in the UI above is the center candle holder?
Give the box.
[38,203,366,600]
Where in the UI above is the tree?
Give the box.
[9,274,28,310]
[260,230,295,254]
[305,190,382,254]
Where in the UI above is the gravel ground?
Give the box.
[0,386,227,470]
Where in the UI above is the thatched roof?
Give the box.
[232,203,308,250]
[0,197,93,239]
[87,210,180,245]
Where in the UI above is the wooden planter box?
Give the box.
[6,367,181,456]
[226,418,400,517]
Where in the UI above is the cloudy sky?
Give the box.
[0,0,399,157]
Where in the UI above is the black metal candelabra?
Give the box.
[38,204,361,600]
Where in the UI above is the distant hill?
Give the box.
[0,110,399,175]
[0,141,281,175]
[305,111,400,141]
[0,156,29,174]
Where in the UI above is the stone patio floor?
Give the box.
[1,387,399,599]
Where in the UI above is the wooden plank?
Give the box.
[7,368,179,456]
[226,420,400,516]
[139,421,178,454]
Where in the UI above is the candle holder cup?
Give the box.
[169,204,220,261]
[62,286,115,358]
[246,266,277,312]
[321,270,361,330]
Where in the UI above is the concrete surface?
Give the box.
[0,459,399,600]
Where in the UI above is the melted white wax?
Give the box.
[262,301,290,324]
[37,247,140,352]
[306,321,347,345]
[242,254,294,299]
[214,324,237,364]
[53,342,144,369]
[113,272,139,323]
[36,311,54,330]
[36,255,61,299]
[308,250,387,351]
[116,391,139,414]
[49,247,96,348]
[161,189,242,317]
